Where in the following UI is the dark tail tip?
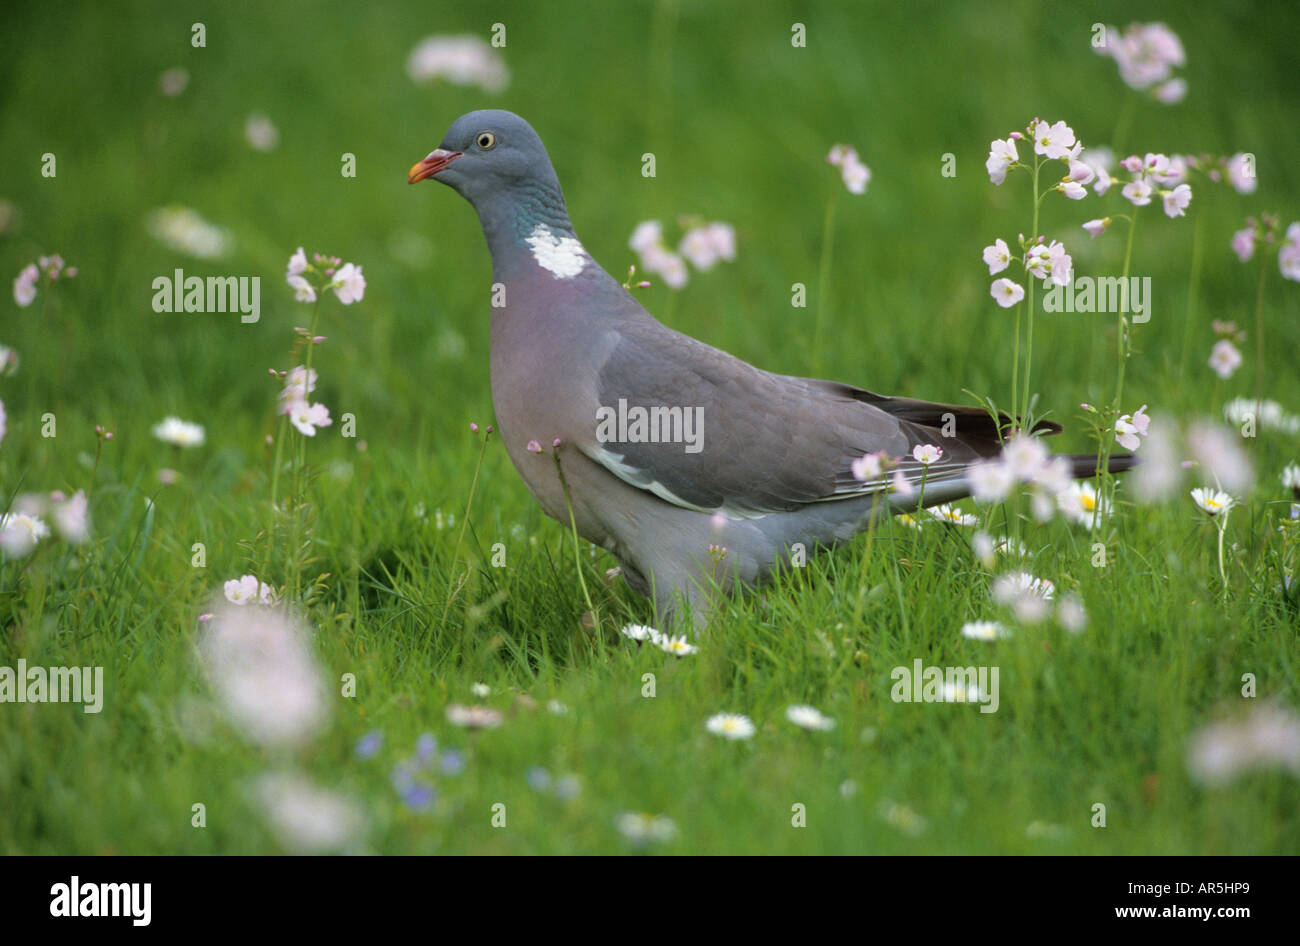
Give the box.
[1066,453,1138,478]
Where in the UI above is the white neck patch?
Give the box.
[525,223,587,279]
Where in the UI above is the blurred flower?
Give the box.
[1187,703,1300,786]
[153,416,205,447]
[878,799,927,835]
[251,771,365,853]
[705,712,756,740]
[1057,594,1088,633]
[1082,218,1109,239]
[1232,226,1256,262]
[1152,78,1187,104]
[968,458,1015,504]
[470,682,490,698]
[446,704,503,729]
[1280,223,1300,282]
[678,222,736,271]
[223,574,275,606]
[354,730,383,759]
[287,275,315,302]
[658,634,698,657]
[827,144,871,194]
[992,571,1055,624]
[615,812,678,844]
[928,504,978,527]
[628,220,689,289]
[401,783,436,811]
[1225,153,1257,195]
[1057,481,1108,528]
[147,206,231,259]
[961,620,1010,641]
[13,264,37,307]
[244,113,280,151]
[1096,22,1185,93]
[407,35,509,92]
[0,512,50,558]
[851,450,889,482]
[1121,179,1153,206]
[1161,183,1192,218]
[286,400,332,437]
[1187,422,1254,493]
[51,490,90,544]
[786,704,835,731]
[1208,340,1243,380]
[158,67,189,96]
[1223,397,1300,434]
[440,749,467,774]
[526,766,551,791]
[199,604,330,747]
[1282,464,1300,498]
[280,366,318,405]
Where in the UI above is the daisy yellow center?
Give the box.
[1081,494,1096,511]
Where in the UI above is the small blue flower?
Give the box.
[416,732,438,762]
[526,766,551,791]
[553,775,581,801]
[390,760,417,793]
[355,730,384,760]
[401,783,436,812]
[440,750,466,776]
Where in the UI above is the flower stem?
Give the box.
[1022,158,1041,427]
[1253,246,1269,411]
[812,189,838,376]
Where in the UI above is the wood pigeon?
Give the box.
[409,110,1133,627]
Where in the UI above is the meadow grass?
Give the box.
[0,0,1298,854]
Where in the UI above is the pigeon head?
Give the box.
[408,110,570,235]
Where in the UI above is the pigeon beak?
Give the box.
[408,149,462,184]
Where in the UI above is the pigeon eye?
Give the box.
[476,132,497,150]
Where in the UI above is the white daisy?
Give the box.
[786,705,835,731]
[152,416,205,447]
[961,620,1010,641]
[658,635,697,657]
[928,504,979,527]
[1190,487,1234,516]
[705,713,756,740]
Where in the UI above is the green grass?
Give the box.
[1,0,1298,854]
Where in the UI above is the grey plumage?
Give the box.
[409,110,1133,627]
